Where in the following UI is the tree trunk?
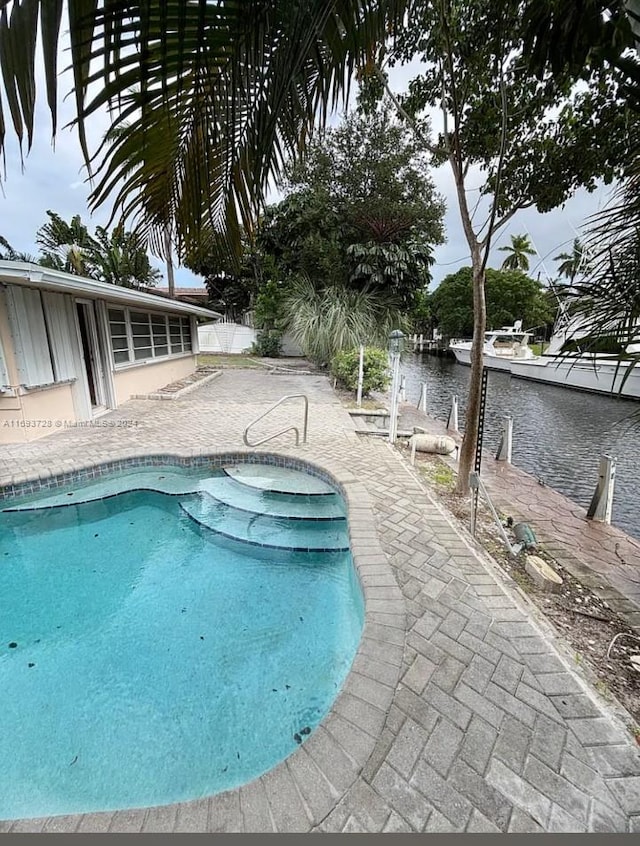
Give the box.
[448,152,487,496]
[455,246,487,495]
[164,226,175,298]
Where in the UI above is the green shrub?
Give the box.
[252,330,282,357]
[331,347,389,395]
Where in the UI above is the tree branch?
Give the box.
[373,65,441,157]
[479,72,509,273]
[478,199,535,247]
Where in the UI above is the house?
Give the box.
[0,261,220,444]
[155,286,210,305]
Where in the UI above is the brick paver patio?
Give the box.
[398,402,640,631]
[1,368,639,833]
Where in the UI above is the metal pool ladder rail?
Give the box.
[243,394,309,447]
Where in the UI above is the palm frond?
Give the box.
[0,1,409,262]
[283,274,407,364]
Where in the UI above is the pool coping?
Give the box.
[0,447,405,833]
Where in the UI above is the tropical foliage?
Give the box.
[5,211,161,288]
[91,225,163,288]
[282,275,407,365]
[498,234,536,272]
[260,107,445,308]
[0,236,34,262]
[36,213,96,276]
[0,0,409,264]
[430,267,555,339]
[522,1,640,402]
[185,232,260,319]
[331,346,390,394]
[380,0,639,492]
[558,230,640,366]
[554,238,590,283]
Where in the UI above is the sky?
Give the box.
[0,36,614,291]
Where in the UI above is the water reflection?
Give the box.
[401,354,640,541]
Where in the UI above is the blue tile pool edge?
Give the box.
[0,448,406,831]
[0,451,342,504]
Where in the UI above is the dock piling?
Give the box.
[356,345,364,408]
[586,454,617,524]
[495,414,513,463]
[447,395,459,433]
[417,382,427,414]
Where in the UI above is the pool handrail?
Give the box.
[243,394,309,447]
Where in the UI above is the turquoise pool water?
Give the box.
[0,465,363,820]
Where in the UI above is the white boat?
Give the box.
[509,321,640,400]
[449,321,539,372]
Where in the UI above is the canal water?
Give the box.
[401,354,640,542]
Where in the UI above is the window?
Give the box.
[168,316,183,354]
[108,308,131,364]
[151,315,169,357]
[107,307,193,366]
[130,311,153,361]
[181,317,193,352]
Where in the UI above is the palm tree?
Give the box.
[498,234,536,271]
[34,211,161,287]
[283,274,407,365]
[91,225,162,289]
[554,238,589,283]
[0,1,408,265]
[35,212,97,276]
[0,236,35,262]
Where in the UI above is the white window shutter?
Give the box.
[5,286,55,387]
[42,291,77,381]
[0,335,8,391]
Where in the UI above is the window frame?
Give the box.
[107,305,194,369]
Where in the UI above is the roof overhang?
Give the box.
[0,261,220,320]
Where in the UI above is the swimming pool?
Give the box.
[0,461,364,820]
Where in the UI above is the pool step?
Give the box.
[1,469,217,512]
[199,476,345,520]
[223,464,335,496]
[180,494,349,551]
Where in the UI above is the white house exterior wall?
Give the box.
[0,275,208,444]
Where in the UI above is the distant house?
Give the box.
[155,286,210,305]
[0,261,219,443]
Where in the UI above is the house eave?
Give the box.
[0,261,220,320]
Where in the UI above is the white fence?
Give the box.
[198,321,303,356]
[198,321,256,354]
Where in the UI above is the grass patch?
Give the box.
[529,342,549,356]
[198,354,261,368]
[343,398,386,410]
[418,456,456,491]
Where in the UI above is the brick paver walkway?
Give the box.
[1,369,639,832]
[399,402,640,631]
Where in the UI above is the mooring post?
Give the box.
[356,344,364,408]
[495,414,513,463]
[586,454,616,524]
[417,381,427,414]
[387,330,404,444]
[447,394,459,433]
